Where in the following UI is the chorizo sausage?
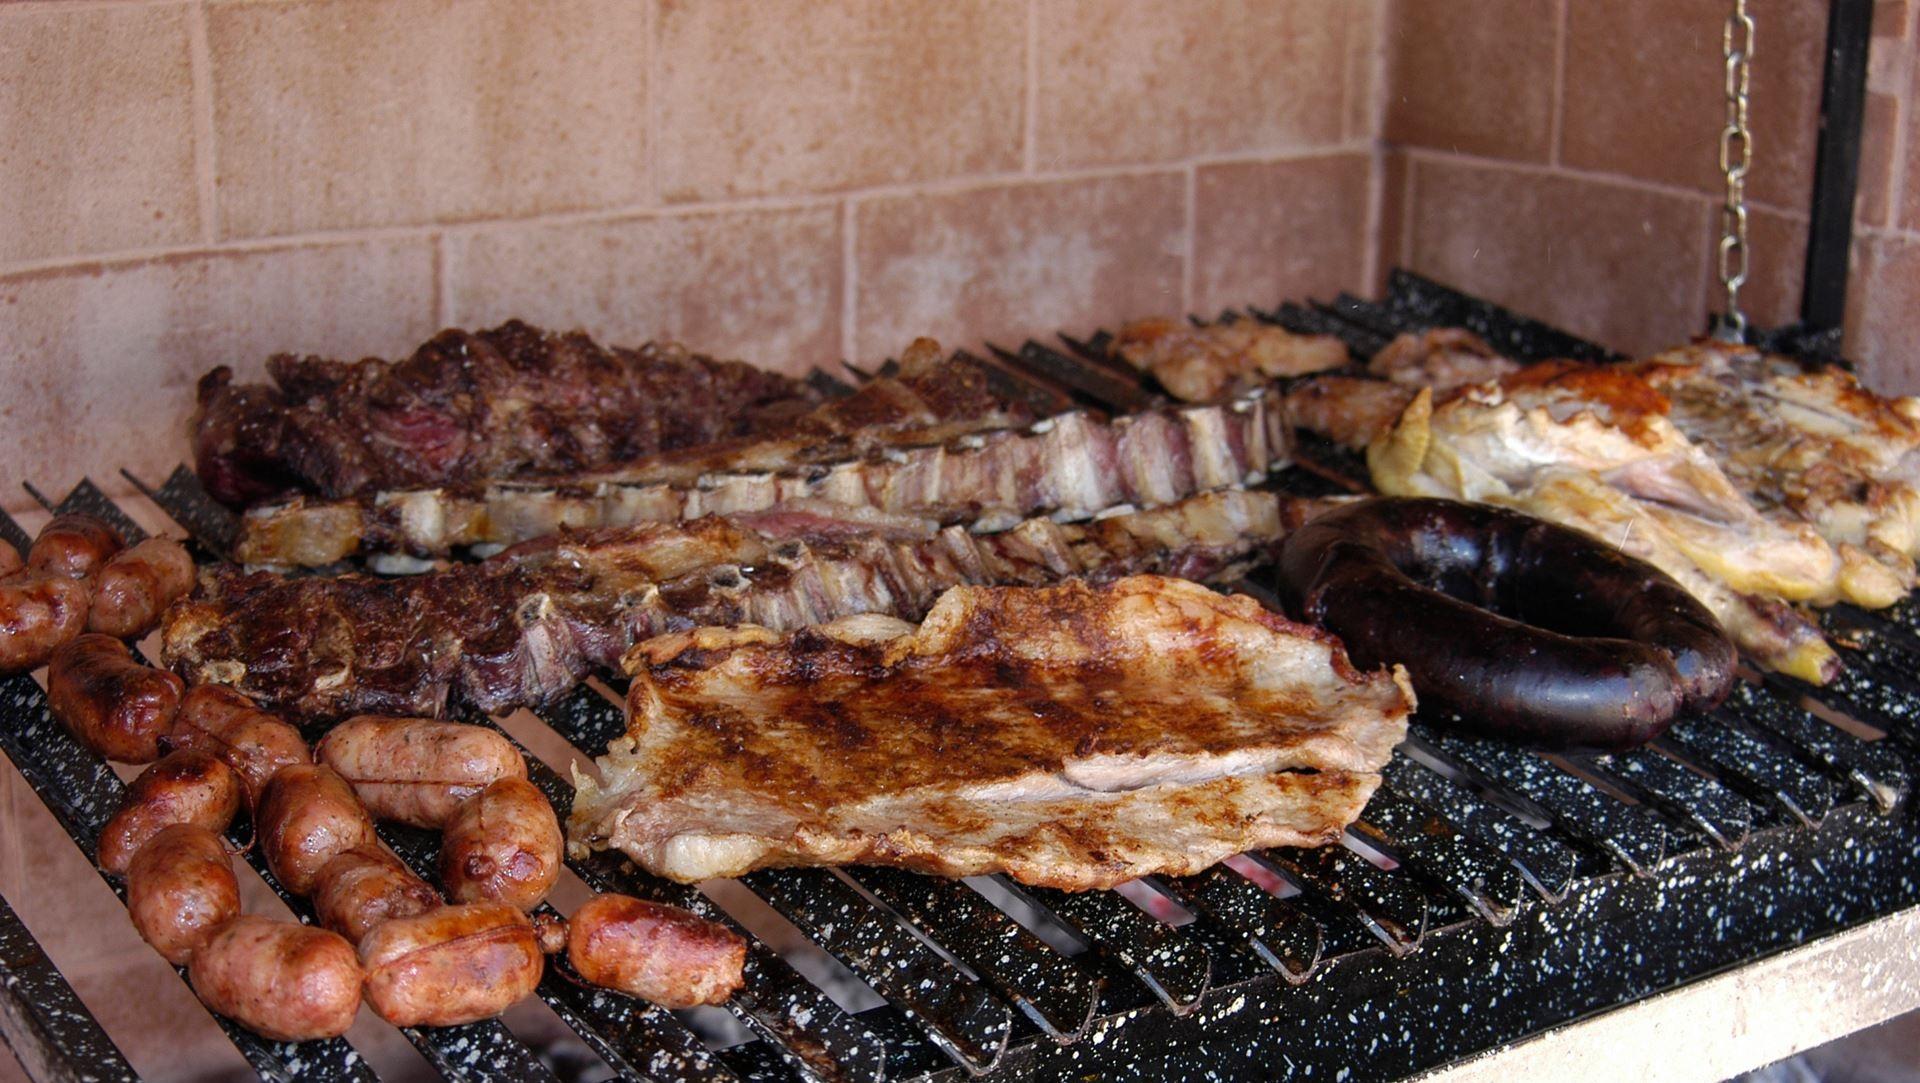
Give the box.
[358,903,542,1027]
[28,515,121,581]
[438,778,562,911]
[88,537,195,638]
[97,750,242,875]
[0,572,89,674]
[1274,496,1737,751]
[126,824,240,966]
[311,847,441,946]
[256,764,379,895]
[188,915,362,1042]
[166,684,309,809]
[314,717,525,829]
[47,634,184,762]
[567,893,745,1008]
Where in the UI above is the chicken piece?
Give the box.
[1114,318,1349,402]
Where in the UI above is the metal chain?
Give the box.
[1715,0,1755,342]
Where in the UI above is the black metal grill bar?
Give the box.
[1567,749,1754,853]
[1657,715,1836,829]
[1720,681,1909,812]
[1347,788,1531,927]
[0,888,139,1083]
[1378,758,1585,903]
[983,878,1211,1016]
[1380,270,1622,363]
[1258,847,1429,957]
[1157,866,1323,983]
[986,342,1155,413]
[843,868,1102,1044]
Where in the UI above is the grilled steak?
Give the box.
[164,491,1306,723]
[569,576,1415,889]
[193,320,821,506]
[230,371,1285,569]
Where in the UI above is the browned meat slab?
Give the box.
[1113,317,1349,402]
[570,576,1413,890]
[163,490,1297,724]
[193,319,821,506]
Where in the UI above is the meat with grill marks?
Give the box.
[193,320,822,507]
[569,576,1415,889]
[229,359,1286,569]
[164,490,1310,724]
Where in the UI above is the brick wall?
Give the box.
[1380,0,1919,393]
[0,0,1384,517]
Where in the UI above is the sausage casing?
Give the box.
[257,764,379,895]
[567,893,745,1008]
[439,778,562,911]
[189,915,362,1042]
[98,750,242,875]
[167,684,309,809]
[0,540,21,579]
[47,634,184,763]
[0,572,89,674]
[88,537,195,639]
[126,824,240,966]
[28,515,121,581]
[359,903,542,1027]
[311,847,441,945]
[315,717,525,829]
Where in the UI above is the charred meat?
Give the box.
[570,576,1414,889]
[193,320,821,506]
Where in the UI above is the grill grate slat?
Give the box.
[1379,757,1584,903]
[740,869,1014,1077]
[1657,715,1836,828]
[1159,866,1324,983]
[1569,749,1754,852]
[1719,682,1910,811]
[984,877,1212,1016]
[1414,729,1669,876]
[0,888,140,1083]
[844,868,1102,1045]
[988,342,1155,413]
[1349,788,1531,926]
[1259,847,1430,956]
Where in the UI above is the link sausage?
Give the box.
[126,824,240,966]
[359,903,542,1027]
[97,750,241,875]
[311,847,441,946]
[567,893,745,1008]
[0,540,19,579]
[315,717,525,829]
[48,634,184,762]
[188,915,362,1042]
[257,764,379,895]
[28,515,122,581]
[439,778,562,911]
[1274,496,1737,751]
[0,572,89,674]
[89,537,195,639]
[166,684,309,809]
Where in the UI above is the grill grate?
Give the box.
[2,274,1919,1081]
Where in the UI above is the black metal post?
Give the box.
[1800,0,1875,333]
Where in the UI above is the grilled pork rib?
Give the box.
[193,320,822,507]
[570,576,1414,889]
[164,491,1305,723]
[230,369,1286,569]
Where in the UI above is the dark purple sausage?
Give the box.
[1274,497,1735,751]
